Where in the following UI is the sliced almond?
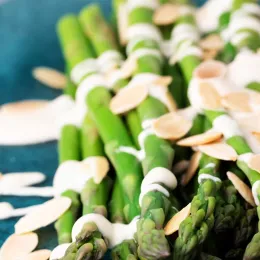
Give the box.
[200,34,224,51]
[120,56,137,79]
[172,160,190,175]
[199,82,222,110]
[152,112,192,140]
[238,113,260,132]
[227,171,256,206]
[118,3,128,46]
[177,131,223,147]
[153,4,180,25]
[20,249,51,260]
[248,154,260,173]
[110,84,148,114]
[164,203,191,235]
[222,92,251,112]
[153,76,173,87]
[84,156,110,184]
[181,151,201,186]
[0,233,38,259]
[1,100,48,114]
[165,92,178,112]
[15,197,71,234]
[253,132,260,143]
[32,67,66,89]
[203,49,218,61]
[197,142,238,161]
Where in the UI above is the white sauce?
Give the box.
[97,50,123,73]
[141,118,157,129]
[213,114,242,139]
[198,173,222,184]
[50,243,71,260]
[0,95,74,145]
[238,153,254,164]
[117,146,145,161]
[139,184,169,206]
[252,180,260,206]
[72,214,139,248]
[127,23,162,43]
[196,0,233,33]
[227,51,260,90]
[131,48,163,63]
[126,37,146,55]
[127,0,159,12]
[205,163,216,168]
[70,58,98,84]
[138,128,154,150]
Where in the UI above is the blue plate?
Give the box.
[0,0,206,252]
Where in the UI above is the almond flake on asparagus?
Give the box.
[198,82,222,110]
[248,154,260,173]
[152,76,173,87]
[164,203,191,235]
[227,171,256,206]
[177,131,222,147]
[15,197,71,234]
[20,249,51,260]
[84,156,110,184]
[152,112,192,140]
[110,84,148,114]
[199,34,224,51]
[197,142,238,161]
[153,4,180,25]
[222,92,252,112]
[181,151,201,186]
[0,233,38,259]
[32,67,66,89]
[1,100,48,114]
[120,56,137,79]
[172,160,190,175]
[202,49,218,61]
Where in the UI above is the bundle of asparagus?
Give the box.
[2,0,260,260]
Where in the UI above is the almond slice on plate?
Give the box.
[15,197,71,234]
[152,112,192,140]
[153,4,180,25]
[20,250,51,260]
[32,67,66,89]
[84,156,110,184]
[181,151,201,186]
[177,131,223,147]
[172,160,190,175]
[222,92,251,112]
[0,233,38,259]
[1,100,48,114]
[199,82,222,110]
[110,84,148,114]
[197,142,238,161]
[164,203,191,235]
[199,34,224,51]
[248,154,260,173]
[227,171,256,206]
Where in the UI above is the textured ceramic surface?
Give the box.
[0,0,206,251]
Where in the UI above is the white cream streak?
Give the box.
[252,180,260,206]
[70,58,98,84]
[127,0,159,12]
[117,146,145,161]
[131,48,163,63]
[141,118,157,129]
[72,214,139,248]
[138,128,154,150]
[50,243,71,260]
[198,174,222,184]
[127,24,162,43]
[97,50,123,73]
[238,153,254,164]
[126,37,146,55]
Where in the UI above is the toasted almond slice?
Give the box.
[181,151,201,186]
[200,34,224,51]
[253,132,260,143]
[33,67,66,89]
[199,82,222,110]
[152,112,192,140]
[118,3,128,46]
[238,113,260,132]
[0,233,38,259]
[222,92,251,112]
[20,249,51,260]
[153,4,180,25]
[197,142,238,161]
[164,203,191,235]
[248,154,260,173]
[120,56,137,79]
[1,100,48,114]
[15,197,71,234]
[165,92,178,112]
[227,171,256,206]
[84,156,110,184]
[177,131,223,147]
[110,84,148,114]
[203,49,218,61]
[172,160,190,175]
[153,76,173,87]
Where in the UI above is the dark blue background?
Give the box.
[0,0,205,250]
